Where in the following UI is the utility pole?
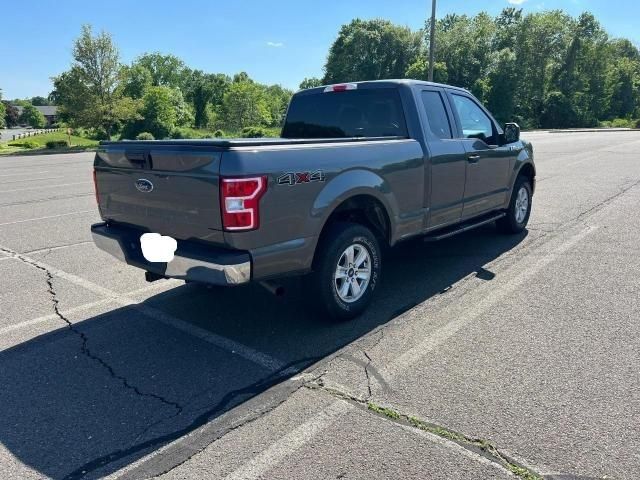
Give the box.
[428,0,437,82]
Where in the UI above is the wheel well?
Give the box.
[518,163,536,193]
[320,195,391,246]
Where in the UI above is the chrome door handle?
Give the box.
[467,154,480,163]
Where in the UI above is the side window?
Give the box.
[451,94,495,144]
[421,91,452,139]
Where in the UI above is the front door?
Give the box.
[448,93,512,219]
[418,89,468,229]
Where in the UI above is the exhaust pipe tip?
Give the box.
[260,281,285,297]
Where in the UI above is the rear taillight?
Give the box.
[221,176,267,231]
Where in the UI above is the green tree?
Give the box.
[605,57,640,119]
[139,86,178,138]
[323,19,422,83]
[233,71,252,84]
[404,57,448,83]
[263,84,293,127]
[221,81,271,130]
[133,53,187,88]
[30,96,52,106]
[185,70,230,128]
[120,64,153,99]
[169,87,193,127]
[20,104,46,128]
[52,25,138,136]
[298,77,323,90]
[0,90,5,129]
[3,101,20,127]
[485,49,518,124]
[541,91,576,128]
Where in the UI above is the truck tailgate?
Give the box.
[94,146,224,244]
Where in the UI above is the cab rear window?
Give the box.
[282,88,408,139]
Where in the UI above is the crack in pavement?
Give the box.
[4,166,636,478]
[361,329,385,400]
[123,178,639,478]
[143,368,328,480]
[0,246,185,416]
[78,357,324,480]
[305,382,543,480]
[574,178,640,223]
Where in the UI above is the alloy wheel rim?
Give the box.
[334,243,372,303]
[515,186,529,224]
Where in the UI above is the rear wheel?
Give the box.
[311,222,381,321]
[498,176,532,234]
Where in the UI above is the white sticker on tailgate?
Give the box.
[140,233,177,263]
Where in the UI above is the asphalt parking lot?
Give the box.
[1,131,639,480]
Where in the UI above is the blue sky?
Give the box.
[0,0,638,99]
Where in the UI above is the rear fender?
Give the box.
[310,169,399,243]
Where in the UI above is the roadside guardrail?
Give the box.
[12,128,62,141]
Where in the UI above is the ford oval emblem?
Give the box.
[135,179,154,193]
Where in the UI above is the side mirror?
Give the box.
[504,123,520,144]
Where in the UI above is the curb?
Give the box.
[523,128,640,134]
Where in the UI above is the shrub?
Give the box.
[170,127,202,139]
[135,132,155,140]
[241,126,267,138]
[634,119,640,129]
[213,129,224,137]
[46,140,69,149]
[8,140,40,149]
[610,118,633,128]
[169,128,188,139]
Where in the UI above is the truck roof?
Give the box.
[297,79,470,95]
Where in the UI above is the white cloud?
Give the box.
[266,41,284,48]
[507,0,527,4]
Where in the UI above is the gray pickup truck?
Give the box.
[91,80,535,320]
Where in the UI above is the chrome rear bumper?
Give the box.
[91,223,251,286]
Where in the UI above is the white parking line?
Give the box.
[0,210,94,226]
[24,241,95,255]
[0,245,286,371]
[0,299,114,336]
[381,225,596,379]
[224,400,352,480]
[0,175,69,185]
[1,181,88,193]
[397,424,514,475]
[0,281,179,339]
[220,224,598,479]
[0,170,49,177]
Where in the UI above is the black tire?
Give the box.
[497,176,532,234]
[311,222,382,321]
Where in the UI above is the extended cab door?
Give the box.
[446,91,512,219]
[417,88,468,229]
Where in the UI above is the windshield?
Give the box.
[282,88,408,139]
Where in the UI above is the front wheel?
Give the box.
[497,176,532,234]
[311,222,382,321]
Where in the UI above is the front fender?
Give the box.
[505,142,536,205]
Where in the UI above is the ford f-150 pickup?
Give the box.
[91,79,535,320]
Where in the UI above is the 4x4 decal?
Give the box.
[277,170,325,186]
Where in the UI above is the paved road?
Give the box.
[0,131,639,479]
[0,128,33,142]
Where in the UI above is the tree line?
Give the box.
[3,9,639,136]
[44,25,293,140]
[0,91,51,129]
[312,9,640,129]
